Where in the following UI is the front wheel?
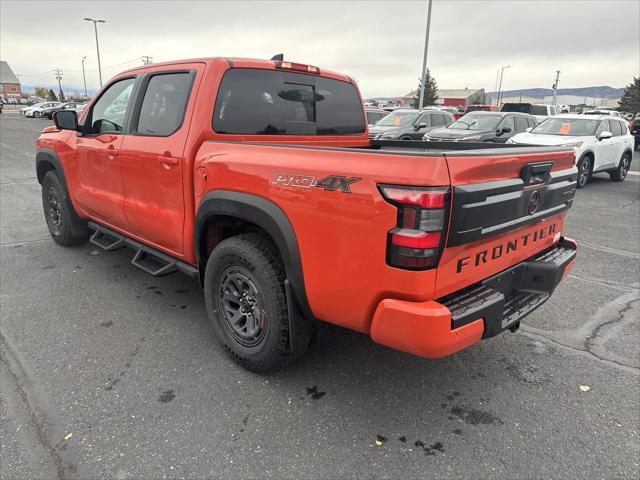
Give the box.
[576,155,592,189]
[41,171,88,246]
[609,152,631,182]
[203,233,305,372]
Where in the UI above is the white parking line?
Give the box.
[628,171,640,176]
[0,142,35,158]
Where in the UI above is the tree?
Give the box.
[412,69,439,109]
[34,87,48,99]
[47,89,57,101]
[618,77,640,115]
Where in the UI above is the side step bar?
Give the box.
[88,222,199,279]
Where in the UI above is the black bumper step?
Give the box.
[439,237,576,338]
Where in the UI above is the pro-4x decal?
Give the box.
[271,174,361,193]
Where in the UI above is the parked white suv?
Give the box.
[507,114,634,188]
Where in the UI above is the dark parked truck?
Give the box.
[36,57,578,372]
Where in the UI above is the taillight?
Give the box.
[274,61,320,74]
[379,185,450,270]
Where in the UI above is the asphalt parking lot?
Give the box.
[1,113,639,479]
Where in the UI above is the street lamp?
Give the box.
[81,56,88,99]
[84,17,106,88]
[418,0,433,109]
[497,65,510,106]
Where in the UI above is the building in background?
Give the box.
[401,88,489,108]
[0,61,22,98]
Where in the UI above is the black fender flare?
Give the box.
[36,148,86,237]
[36,147,67,190]
[194,190,314,322]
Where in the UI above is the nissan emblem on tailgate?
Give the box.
[528,190,541,215]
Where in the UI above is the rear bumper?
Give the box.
[370,237,577,358]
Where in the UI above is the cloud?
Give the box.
[1,0,638,97]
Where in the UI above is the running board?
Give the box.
[88,222,199,278]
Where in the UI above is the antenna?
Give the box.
[270,54,284,61]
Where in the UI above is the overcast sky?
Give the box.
[1,0,638,97]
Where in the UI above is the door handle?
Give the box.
[100,146,119,157]
[158,155,179,167]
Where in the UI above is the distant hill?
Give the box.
[487,86,624,99]
[21,84,98,96]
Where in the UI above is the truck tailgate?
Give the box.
[435,147,577,298]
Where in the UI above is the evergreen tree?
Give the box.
[618,77,640,114]
[47,89,57,101]
[413,69,439,109]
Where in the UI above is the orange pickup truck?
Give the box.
[36,57,577,372]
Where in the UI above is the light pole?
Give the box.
[497,65,510,106]
[81,56,88,99]
[418,0,433,109]
[84,17,106,88]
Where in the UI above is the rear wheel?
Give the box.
[41,171,88,246]
[399,135,413,140]
[203,232,305,372]
[609,152,631,182]
[33,111,41,118]
[576,155,592,189]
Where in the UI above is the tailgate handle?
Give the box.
[521,161,553,186]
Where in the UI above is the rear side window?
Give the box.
[527,117,537,128]
[213,68,365,135]
[136,72,194,136]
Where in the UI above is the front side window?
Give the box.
[514,116,528,132]
[88,78,135,134]
[136,72,193,136]
[213,68,365,135]
[596,119,611,135]
[499,116,515,131]
[608,120,623,136]
[430,114,445,126]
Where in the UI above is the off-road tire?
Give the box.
[204,232,304,373]
[41,171,88,246]
[609,152,631,182]
[576,154,592,189]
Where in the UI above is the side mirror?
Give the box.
[416,122,428,130]
[498,126,512,135]
[53,110,78,131]
[598,131,613,140]
[525,127,533,132]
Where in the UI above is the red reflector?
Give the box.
[381,187,447,208]
[391,230,441,249]
[275,61,320,74]
[395,255,435,268]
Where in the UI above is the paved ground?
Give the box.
[1,113,639,479]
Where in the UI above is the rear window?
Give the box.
[465,105,489,113]
[531,105,548,116]
[213,68,365,135]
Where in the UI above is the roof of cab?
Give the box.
[117,57,353,83]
